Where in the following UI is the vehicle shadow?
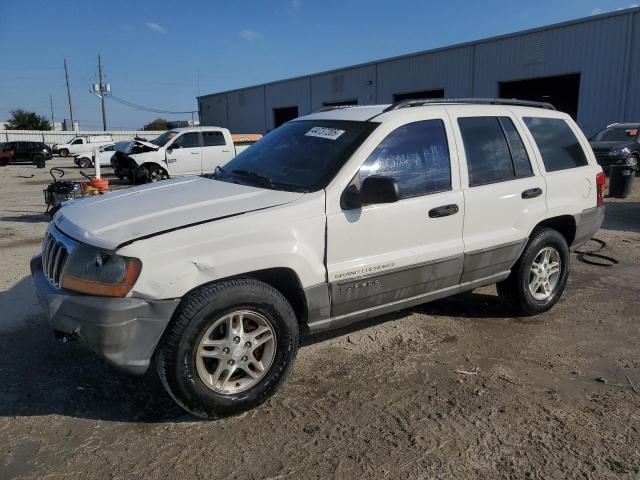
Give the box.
[0,213,50,223]
[601,201,640,233]
[0,276,513,424]
[0,276,191,423]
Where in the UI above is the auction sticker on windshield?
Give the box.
[305,126,346,140]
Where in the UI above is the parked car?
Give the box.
[110,127,262,183]
[53,135,113,157]
[73,143,115,169]
[32,99,604,418]
[0,141,52,165]
[590,122,640,174]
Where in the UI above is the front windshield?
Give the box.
[151,130,179,147]
[592,127,638,142]
[214,120,378,192]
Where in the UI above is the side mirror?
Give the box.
[342,175,400,209]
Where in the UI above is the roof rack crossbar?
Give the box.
[312,105,360,113]
[382,98,556,113]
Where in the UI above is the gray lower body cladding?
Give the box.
[30,256,180,375]
[306,239,526,332]
[571,205,605,250]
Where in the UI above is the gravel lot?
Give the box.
[1,158,639,479]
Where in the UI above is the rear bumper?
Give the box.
[30,256,180,375]
[571,205,605,250]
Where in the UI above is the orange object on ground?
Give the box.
[89,177,109,192]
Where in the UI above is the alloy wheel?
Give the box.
[528,246,561,300]
[195,310,276,394]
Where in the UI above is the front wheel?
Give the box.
[157,279,299,419]
[136,164,168,183]
[77,157,92,169]
[59,148,69,157]
[497,227,570,316]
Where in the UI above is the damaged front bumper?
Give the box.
[30,256,180,375]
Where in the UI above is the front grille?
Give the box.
[41,229,70,288]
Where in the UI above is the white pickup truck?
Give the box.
[53,135,113,157]
[31,99,605,419]
[110,127,261,183]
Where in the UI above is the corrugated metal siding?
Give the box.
[264,77,311,131]
[473,15,629,134]
[227,86,265,133]
[199,9,638,136]
[310,65,376,109]
[376,46,474,102]
[200,94,228,127]
[625,11,640,122]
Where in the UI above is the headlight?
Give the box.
[61,245,141,297]
[610,147,631,156]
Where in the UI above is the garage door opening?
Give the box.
[323,99,358,107]
[499,73,580,119]
[273,106,299,128]
[393,89,445,102]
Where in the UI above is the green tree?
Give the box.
[6,109,51,130]
[144,118,170,130]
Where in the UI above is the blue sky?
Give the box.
[0,0,637,130]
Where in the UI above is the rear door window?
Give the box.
[202,131,226,147]
[458,116,533,186]
[523,117,588,172]
[356,119,451,198]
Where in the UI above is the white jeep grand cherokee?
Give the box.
[32,99,605,418]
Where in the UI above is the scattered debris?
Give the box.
[455,366,478,376]
[303,425,320,435]
[627,376,640,396]
[497,375,520,386]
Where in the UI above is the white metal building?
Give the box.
[198,7,640,137]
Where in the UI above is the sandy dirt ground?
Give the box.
[0,158,639,479]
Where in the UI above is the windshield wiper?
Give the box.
[230,169,278,188]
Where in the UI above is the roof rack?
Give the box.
[382,98,556,113]
[312,104,360,113]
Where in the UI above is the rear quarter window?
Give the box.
[523,117,588,172]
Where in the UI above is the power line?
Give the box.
[106,94,196,115]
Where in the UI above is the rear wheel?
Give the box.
[497,227,570,316]
[157,279,299,419]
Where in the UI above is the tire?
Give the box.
[157,279,299,419]
[497,227,570,316]
[135,164,167,183]
[77,157,92,169]
[59,148,69,157]
[627,154,640,176]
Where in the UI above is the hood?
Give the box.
[114,139,159,155]
[53,177,303,250]
[590,140,636,152]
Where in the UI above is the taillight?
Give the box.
[596,171,605,206]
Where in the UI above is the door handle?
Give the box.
[191,152,199,155]
[521,187,543,199]
[429,204,459,218]
[222,149,231,153]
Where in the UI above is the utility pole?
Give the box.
[64,59,75,130]
[97,54,107,130]
[49,94,55,129]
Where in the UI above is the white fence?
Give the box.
[1,130,165,145]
